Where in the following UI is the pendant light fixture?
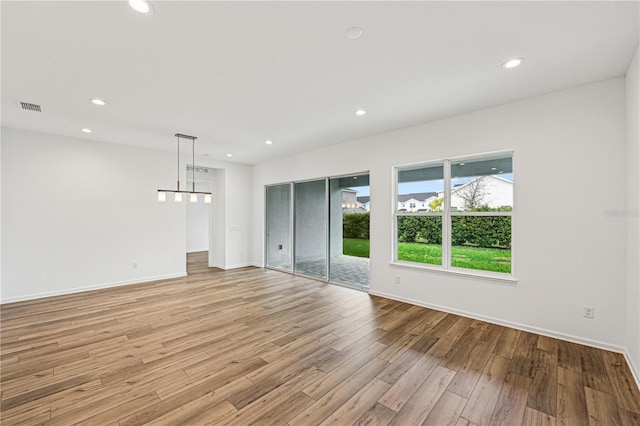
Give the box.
[157,133,212,203]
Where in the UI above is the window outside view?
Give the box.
[396,153,513,274]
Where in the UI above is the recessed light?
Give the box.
[90,98,106,106]
[502,58,524,69]
[129,0,154,15]
[491,167,497,170]
[459,163,465,166]
[355,109,366,116]
[346,27,363,40]
[81,128,92,133]
[265,140,273,145]
[226,153,233,157]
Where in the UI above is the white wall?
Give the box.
[626,45,640,381]
[253,78,628,350]
[220,164,253,269]
[210,169,226,268]
[1,128,187,302]
[1,128,254,302]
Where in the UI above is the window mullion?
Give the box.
[443,160,451,270]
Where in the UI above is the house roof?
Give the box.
[451,175,513,194]
[397,192,438,202]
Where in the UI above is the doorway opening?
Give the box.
[186,167,214,274]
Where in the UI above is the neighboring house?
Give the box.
[342,189,367,213]
[396,192,438,212]
[357,196,370,212]
[397,176,513,212]
[348,176,512,214]
[439,175,513,210]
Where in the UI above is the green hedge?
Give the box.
[451,216,511,249]
[397,216,442,244]
[344,210,511,249]
[397,214,511,249]
[343,212,370,239]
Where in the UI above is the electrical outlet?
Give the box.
[395,275,401,284]
[278,244,283,250]
[583,305,594,319]
[133,261,139,270]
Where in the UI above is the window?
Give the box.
[394,152,513,277]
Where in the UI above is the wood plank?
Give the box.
[170,400,237,425]
[556,367,589,426]
[289,358,389,426]
[510,332,539,378]
[584,386,623,425]
[600,351,640,413]
[523,407,556,426]
[527,348,558,416]
[218,367,324,426]
[319,378,391,425]
[376,334,438,384]
[580,345,614,393]
[387,365,456,426]
[353,402,397,426]
[618,408,640,426]
[304,342,387,400]
[489,372,530,425]
[461,354,511,426]
[492,327,520,359]
[378,351,442,412]
[423,390,468,426]
[447,341,495,399]
[457,418,481,426]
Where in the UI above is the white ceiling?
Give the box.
[2,1,639,165]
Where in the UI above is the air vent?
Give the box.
[187,166,209,173]
[16,101,43,112]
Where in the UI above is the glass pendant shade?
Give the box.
[190,193,198,203]
[157,191,166,202]
[204,194,212,203]
[174,192,183,203]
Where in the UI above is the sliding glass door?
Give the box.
[294,180,327,279]
[265,173,369,289]
[329,174,370,287]
[265,184,292,271]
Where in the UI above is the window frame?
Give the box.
[392,150,516,283]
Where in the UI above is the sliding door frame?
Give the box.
[264,171,370,289]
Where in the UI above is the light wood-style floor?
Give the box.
[1,252,639,425]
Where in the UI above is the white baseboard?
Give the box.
[0,272,187,304]
[622,350,640,392]
[368,290,628,355]
[210,263,255,270]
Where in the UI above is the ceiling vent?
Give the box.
[16,101,43,112]
[187,166,209,173]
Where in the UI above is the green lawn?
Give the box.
[343,238,370,258]
[343,238,511,273]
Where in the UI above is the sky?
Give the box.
[353,173,513,198]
